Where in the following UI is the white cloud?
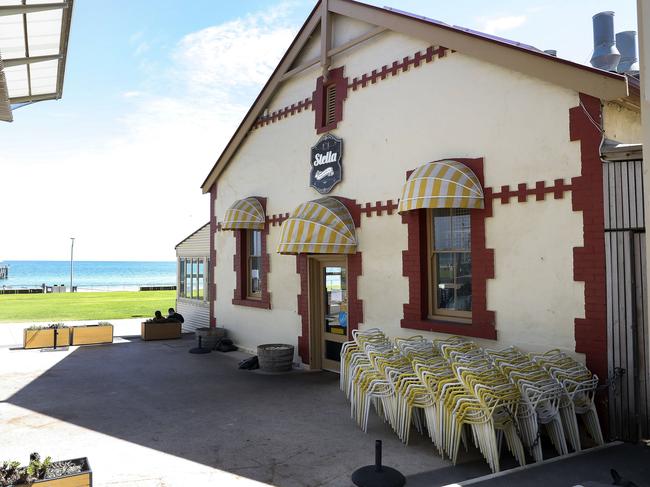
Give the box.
[478,15,527,35]
[1,4,300,261]
[122,91,143,98]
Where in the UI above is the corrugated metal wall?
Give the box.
[176,223,211,333]
[604,158,649,441]
[176,224,210,257]
[177,299,210,333]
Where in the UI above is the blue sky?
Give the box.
[0,0,638,261]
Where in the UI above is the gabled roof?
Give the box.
[201,0,630,193]
[0,0,74,122]
[175,222,211,249]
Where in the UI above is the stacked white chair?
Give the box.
[340,331,604,473]
[530,349,604,447]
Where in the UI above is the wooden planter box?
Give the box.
[19,457,91,486]
[141,321,182,341]
[71,324,113,346]
[23,328,71,350]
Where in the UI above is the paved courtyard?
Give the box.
[0,335,501,487]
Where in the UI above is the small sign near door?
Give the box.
[310,134,342,194]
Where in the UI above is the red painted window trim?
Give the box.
[296,197,363,365]
[400,158,496,339]
[312,67,348,134]
[232,197,271,310]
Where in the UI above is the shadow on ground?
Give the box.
[5,337,493,486]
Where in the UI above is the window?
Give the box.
[429,208,472,318]
[178,257,209,301]
[247,230,262,298]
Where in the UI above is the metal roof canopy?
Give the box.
[0,0,74,122]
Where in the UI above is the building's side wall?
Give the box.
[177,299,210,333]
[176,224,211,333]
[176,225,210,256]
[603,101,642,143]
[211,28,600,360]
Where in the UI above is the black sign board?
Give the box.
[310,134,343,194]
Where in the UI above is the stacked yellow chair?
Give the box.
[340,332,604,474]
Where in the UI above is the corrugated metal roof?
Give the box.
[0,0,74,122]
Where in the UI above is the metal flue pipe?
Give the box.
[590,11,621,71]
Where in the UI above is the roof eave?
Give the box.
[200,1,323,193]
[200,0,630,193]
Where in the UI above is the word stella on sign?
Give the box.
[310,134,343,194]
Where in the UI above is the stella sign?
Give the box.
[310,134,342,194]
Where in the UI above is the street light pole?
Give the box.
[70,237,75,293]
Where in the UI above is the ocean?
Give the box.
[0,260,176,291]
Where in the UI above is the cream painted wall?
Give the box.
[486,197,584,354]
[603,101,643,143]
[210,27,618,361]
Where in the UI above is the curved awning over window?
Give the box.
[277,197,357,254]
[398,160,484,212]
[222,197,265,230]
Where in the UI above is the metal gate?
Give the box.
[604,157,649,441]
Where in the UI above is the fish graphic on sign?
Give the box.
[310,134,342,194]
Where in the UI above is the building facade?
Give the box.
[201,1,641,381]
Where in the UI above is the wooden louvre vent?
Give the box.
[325,83,337,126]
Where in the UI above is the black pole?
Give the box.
[375,440,382,472]
[53,327,58,350]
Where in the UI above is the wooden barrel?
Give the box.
[257,344,294,372]
[195,327,226,349]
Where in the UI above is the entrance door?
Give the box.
[310,257,348,372]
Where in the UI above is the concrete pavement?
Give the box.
[0,336,477,487]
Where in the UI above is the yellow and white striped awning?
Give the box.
[277,197,357,254]
[398,160,484,212]
[222,197,265,230]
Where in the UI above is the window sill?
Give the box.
[401,318,497,340]
[232,298,271,310]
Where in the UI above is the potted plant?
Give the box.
[0,452,91,486]
[23,324,71,350]
[140,319,182,341]
[71,322,113,346]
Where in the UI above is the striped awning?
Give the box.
[222,197,265,230]
[398,160,484,212]
[277,197,357,254]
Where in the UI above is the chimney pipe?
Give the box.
[544,49,557,57]
[590,11,621,71]
[615,31,639,74]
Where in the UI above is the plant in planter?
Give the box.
[0,453,90,486]
[23,324,71,350]
[71,322,113,346]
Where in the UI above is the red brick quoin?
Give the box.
[570,94,607,382]
[401,158,496,339]
[231,197,271,310]
[296,197,363,365]
[209,184,218,327]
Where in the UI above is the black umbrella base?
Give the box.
[351,465,406,487]
[189,347,211,354]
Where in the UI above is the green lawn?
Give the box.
[0,291,176,323]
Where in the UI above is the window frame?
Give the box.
[427,208,472,321]
[246,229,263,300]
[178,257,209,302]
[400,157,496,340]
